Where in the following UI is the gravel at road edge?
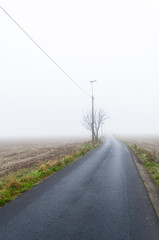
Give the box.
[128,146,159,220]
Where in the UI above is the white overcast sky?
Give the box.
[0,0,159,138]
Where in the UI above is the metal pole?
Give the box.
[92,95,94,143]
[90,80,96,143]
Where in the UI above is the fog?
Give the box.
[0,0,159,138]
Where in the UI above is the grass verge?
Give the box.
[0,142,99,207]
[128,143,159,186]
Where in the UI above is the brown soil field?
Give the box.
[0,138,88,177]
[120,135,159,153]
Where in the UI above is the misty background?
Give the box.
[0,0,159,138]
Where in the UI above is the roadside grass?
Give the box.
[0,142,99,207]
[128,143,159,186]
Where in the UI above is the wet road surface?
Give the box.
[0,136,159,240]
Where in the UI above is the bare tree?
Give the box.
[82,108,109,142]
[94,109,109,141]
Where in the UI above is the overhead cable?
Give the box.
[0,5,90,97]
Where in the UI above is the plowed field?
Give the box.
[121,135,159,153]
[0,138,87,176]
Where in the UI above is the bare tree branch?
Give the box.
[82,108,109,142]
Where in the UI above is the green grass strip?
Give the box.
[128,143,159,186]
[0,142,99,207]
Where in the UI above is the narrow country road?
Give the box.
[0,136,159,240]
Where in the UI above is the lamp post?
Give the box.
[90,80,96,143]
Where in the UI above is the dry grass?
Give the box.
[120,135,159,154]
[0,138,88,177]
[120,135,159,186]
[0,142,99,207]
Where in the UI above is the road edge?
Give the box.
[128,146,159,220]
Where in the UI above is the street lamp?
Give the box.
[90,80,97,143]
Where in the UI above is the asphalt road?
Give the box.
[0,136,159,240]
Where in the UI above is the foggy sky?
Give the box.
[0,0,159,138]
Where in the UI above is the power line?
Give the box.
[0,5,90,97]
